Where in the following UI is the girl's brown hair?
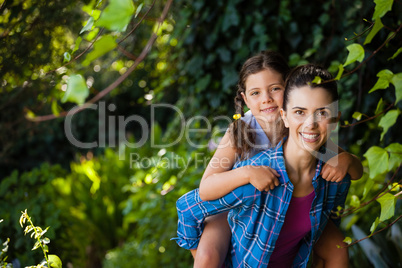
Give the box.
[229,50,290,160]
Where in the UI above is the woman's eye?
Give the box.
[317,111,329,117]
[295,110,304,115]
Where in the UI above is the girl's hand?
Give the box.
[243,165,280,192]
[321,152,352,182]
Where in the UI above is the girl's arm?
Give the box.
[321,139,363,181]
[199,131,279,201]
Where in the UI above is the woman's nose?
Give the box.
[303,114,319,129]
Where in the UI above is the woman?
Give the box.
[174,64,352,267]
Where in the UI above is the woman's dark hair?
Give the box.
[283,64,339,112]
[229,50,290,160]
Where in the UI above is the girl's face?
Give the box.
[280,86,340,153]
[241,69,285,125]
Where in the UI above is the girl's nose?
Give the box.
[262,91,273,103]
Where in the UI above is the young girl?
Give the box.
[175,63,360,267]
[192,52,363,267]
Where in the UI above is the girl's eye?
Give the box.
[250,91,259,96]
[271,87,282,92]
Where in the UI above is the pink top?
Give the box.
[268,190,315,267]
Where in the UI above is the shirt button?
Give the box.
[311,213,315,216]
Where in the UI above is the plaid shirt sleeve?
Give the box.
[174,185,257,249]
[330,176,351,227]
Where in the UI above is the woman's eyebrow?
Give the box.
[292,106,307,110]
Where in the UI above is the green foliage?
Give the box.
[61,74,89,105]
[19,210,62,268]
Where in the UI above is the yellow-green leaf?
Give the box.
[388,47,402,60]
[82,35,117,66]
[370,217,380,235]
[385,143,402,170]
[378,109,400,140]
[352,111,363,121]
[48,254,62,268]
[376,193,396,221]
[61,75,89,105]
[372,0,394,20]
[369,69,393,93]
[343,237,352,245]
[364,146,389,178]
[96,0,135,32]
[391,72,402,104]
[343,44,365,67]
[80,16,95,34]
[364,17,383,45]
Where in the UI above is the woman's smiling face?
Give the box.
[281,85,340,153]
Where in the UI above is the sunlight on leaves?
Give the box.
[385,143,402,170]
[61,74,89,105]
[369,217,380,235]
[96,0,135,32]
[82,35,117,66]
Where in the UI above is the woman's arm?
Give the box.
[199,131,279,200]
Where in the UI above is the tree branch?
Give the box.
[27,0,173,122]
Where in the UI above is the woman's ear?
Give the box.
[280,108,289,128]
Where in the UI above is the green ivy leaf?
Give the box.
[61,74,89,105]
[364,17,383,45]
[391,72,402,104]
[364,146,389,178]
[369,69,393,93]
[63,52,71,63]
[343,237,352,245]
[311,76,322,85]
[378,109,400,140]
[352,111,363,121]
[375,98,384,114]
[135,3,144,18]
[388,47,402,60]
[96,0,135,32]
[385,143,402,170]
[80,16,94,34]
[51,100,61,116]
[72,36,82,54]
[350,195,361,208]
[48,254,62,268]
[369,217,380,235]
[343,43,365,67]
[372,0,394,20]
[376,193,396,221]
[82,35,117,66]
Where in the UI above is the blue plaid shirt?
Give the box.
[174,140,350,267]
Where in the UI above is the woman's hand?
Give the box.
[242,165,280,192]
[321,152,352,182]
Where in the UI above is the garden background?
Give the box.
[0,0,401,267]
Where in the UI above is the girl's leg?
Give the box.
[192,212,231,268]
[313,220,349,268]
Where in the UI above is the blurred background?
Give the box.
[0,0,401,267]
